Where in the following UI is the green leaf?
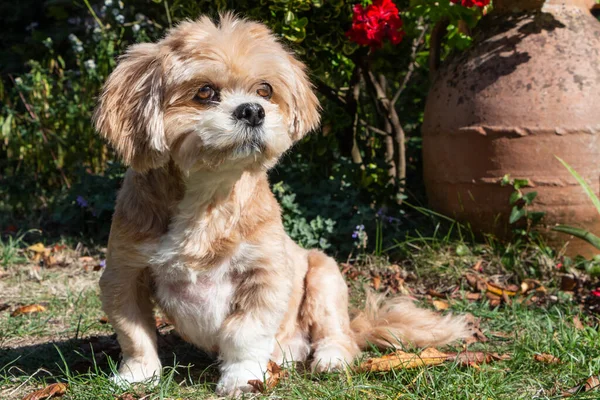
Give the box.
[522,191,537,205]
[513,178,530,190]
[556,156,600,216]
[552,225,600,250]
[509,206,526,224]
[509,191,522,205]
[456,243,470,256]
[500,174,511,186]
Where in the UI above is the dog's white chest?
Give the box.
[153,263,236,352]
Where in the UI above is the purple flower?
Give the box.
[99,259,106,268]
[76,195,88,208]
[352,231,359,239]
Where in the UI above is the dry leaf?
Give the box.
[560,274,578,292]
[22,382,67,400]
[562,375,600,396]
[489,331,511,339]
[11,304,47,317]
[466,292,482,301]
[534,353,561,364]
[486,282,517,297]
[247,360,286,393]
[98,316,109,324]
[573,316,584,330]
[520,279,542,294]
[427,289,446,299]
[27,243,47,254]
[372,276,381,291]
[465,273,487,292]
[433,300,449,311]
[358,347,448,372]
[485,292,502,307]
[472,260,483,272]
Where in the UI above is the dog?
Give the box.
[93,14,469,396]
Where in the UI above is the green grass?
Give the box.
[1,236,599,399]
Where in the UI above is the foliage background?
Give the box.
[0,0,490,255]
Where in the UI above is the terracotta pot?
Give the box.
[422,0,600,256]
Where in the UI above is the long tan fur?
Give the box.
[350,292,470,349]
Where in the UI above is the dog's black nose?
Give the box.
[233,103,265,127]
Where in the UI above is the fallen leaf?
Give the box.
[247,360,286,393]
[573,316,584,330]
[486,282,517,297]
[560,274,578,292]
[534,353,561,364]
[562,375,600,397]
[427,289,446,299]
[22,382,67,400]
[472,260,483,272]
[489,331,512,339]
[485,292,502,307]
[432,300,449,311]
[98,316,109,324]
[358,347,448,372]
[372,275,381,291]
[27,243,46,254]
[465,273,487,292]
[466,292,482,301]
[11,304,47,317]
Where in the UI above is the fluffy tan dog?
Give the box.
[94,14,469,396]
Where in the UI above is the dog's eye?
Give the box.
[195,85,219,103]
[256,83,273,100]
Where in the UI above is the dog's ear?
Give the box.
[94,43,168,172]
[286,55,321,141]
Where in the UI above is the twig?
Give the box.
[392,22,429,105]
[359,119,388,136]
[83,0,105,30]
[164,0,173,29]
[315,79,346,107]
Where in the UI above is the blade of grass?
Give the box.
[556,156,600,215]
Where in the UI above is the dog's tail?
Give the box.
[350,291,470,349]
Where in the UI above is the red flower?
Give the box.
[450,0,490,7]
[346,0,404,49]
[592,289,600,297]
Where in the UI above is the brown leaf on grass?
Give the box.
[486,282,517,297]
[358,348,509,372]
[247,360,286,393]
[11,304,47,317]
[562,375,600,397]
[22,382,67,400]
[572,316,584,330]
[472,260,483,272]
[427,289,446,299]
[465,273,487,292]
[358,348,449,372]
[372,275,381,290]
[534,353,561,364]
[560,274,578,292]
[98,316,109,324]
[485,292,502,307]
[489,331,512,340]
[432,300,449,311]
[466,292,482,301]
[27,243,47,254]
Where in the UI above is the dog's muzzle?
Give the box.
[233,103,265,127]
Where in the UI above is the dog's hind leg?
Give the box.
[300,250,360,372]
[100,263,161,385]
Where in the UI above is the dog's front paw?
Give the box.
[216,360,265,397]
[111,357,162,388]
[311,342,355,373]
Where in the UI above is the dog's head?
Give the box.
[94,14,320,173]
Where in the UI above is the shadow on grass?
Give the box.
[0,330,218,385]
